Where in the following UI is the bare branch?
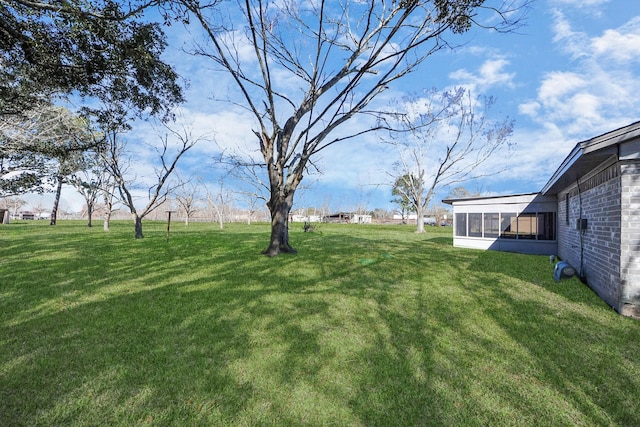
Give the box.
[385,87,515,232]
[177,0,529,253]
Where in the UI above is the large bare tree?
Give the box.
[174,0,529,255]
[386,88,514,233]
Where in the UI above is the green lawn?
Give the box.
[1,220,639,426]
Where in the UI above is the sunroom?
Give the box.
[442,193,558,256]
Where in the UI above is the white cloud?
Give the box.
[449,58,515,94]
[537,71,586,102]
[481,123,570,189]
[591,18,640,62]
[553,0,610,6]
[550,10,590,59]
[519,11,640,139]
[518,101,540,117]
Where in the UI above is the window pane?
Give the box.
[455,213,467,237]
[500,213,517,239]
[484,213,499,238]
[538,212,556,240]
[517,213,537,240]
[469,213,482,237]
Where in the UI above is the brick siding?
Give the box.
[558,163,622,311]
[621,162,640,318]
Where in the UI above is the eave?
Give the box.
[541,120,640,196]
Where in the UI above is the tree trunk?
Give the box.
[103,192,112,231]
[134,216,144,239]
[262,196,296,256]
[87,202,93,227]
[415,203,425,233]
[50,175,63,225]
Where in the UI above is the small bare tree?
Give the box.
[385,88,514,233]
[99,138,120,231]
[0,196,26,219]
[224,156,269,225]
[69,148,109,227]
[175,175,202,226]
[205,179,233,230]
[103,120,204,238]
[239,191,263,225]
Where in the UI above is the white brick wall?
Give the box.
[621,162,640,318]
[556,159,640,318]
[558,163,622,311]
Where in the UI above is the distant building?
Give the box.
[21,211,35,220]
[289,214,323,223]
[324,212,371,224]
[351,214,372,224]
[392,214,437,225]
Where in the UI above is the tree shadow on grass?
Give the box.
[463,251,640,426]
[0,224,271,423]
[291,235,640,425]
[1,284,264,424]
[467,249,609,309]
[424,235,453,246]
[0,224,456,424]
[2,223,640,425]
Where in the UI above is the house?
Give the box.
[323,212,372,224]
[442,192,558,255]
[392,214,438,225]
[20,211,35,220]
[351,214,372,224]
[324,212,351,223]
[289,214,323,223]
[444,121,640,318]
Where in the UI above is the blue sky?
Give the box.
[28,0,640,214]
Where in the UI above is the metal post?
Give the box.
[166,210,175,242]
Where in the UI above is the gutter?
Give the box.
[540,143,582,195]
[581,120,640,154]
[541,120,640,196]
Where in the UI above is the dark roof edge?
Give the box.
[541,120,640,195]
[581,120,640,154]
[540,143,582,195]
[442,192,540,205]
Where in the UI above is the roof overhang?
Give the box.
[442,121,640,203]
[541,120,640,195]
[442,192,541,205]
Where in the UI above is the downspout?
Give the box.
[576,178,586,282]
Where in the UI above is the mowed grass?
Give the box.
[1,220,639,426]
